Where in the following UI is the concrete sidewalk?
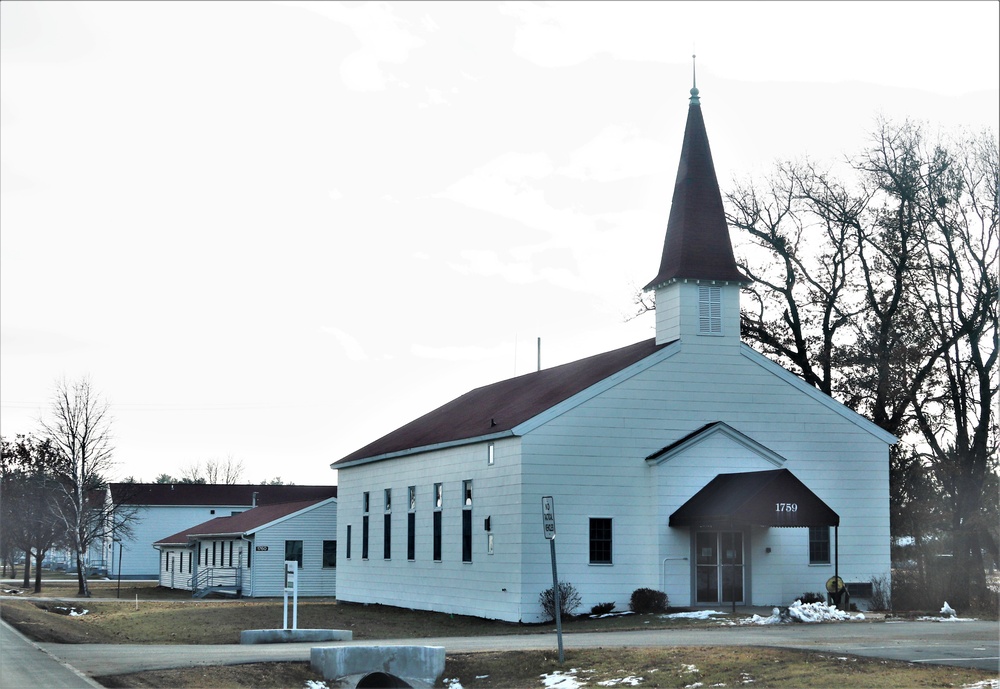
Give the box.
[0,620,105,689]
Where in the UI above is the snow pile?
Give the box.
[740,600,865,625]
[589,611,635,619]
[303,681,328,689]
[2,588,23,595]
[916,601,979,622]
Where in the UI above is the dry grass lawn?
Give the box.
[1,581,996,688]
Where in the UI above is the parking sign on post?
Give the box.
[542,496,556,539]
[541,496,563,662]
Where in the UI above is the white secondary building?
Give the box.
[103,483,337,578]
[153,496,338,598]
[330,85,896,623]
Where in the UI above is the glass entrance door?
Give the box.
[695,531,744,604]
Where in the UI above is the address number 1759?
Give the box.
[775,503,798,512]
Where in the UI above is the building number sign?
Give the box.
[255,545,269,551]
[775,503,798,512]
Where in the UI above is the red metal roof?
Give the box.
[109,483,337,507]
[154,498,333,545]
[334,338,670,466]
[645,99,747,289]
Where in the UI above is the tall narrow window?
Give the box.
[362,492,370,560]
[362,516,369,560]
[590,518,613,564]
[285,540,303,568]
[433,483,443,562]
[212,542,217,566]
[462,480,473,562]
[698,285,722,334]
[487,442,495,465]
[384,489,392,560]
[809,526,830,564]
[407,486,416,561]
[228,541,233,567]
[346,525,352,560]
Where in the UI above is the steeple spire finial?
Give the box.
[690,53,700,105]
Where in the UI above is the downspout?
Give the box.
[834,526,840,606]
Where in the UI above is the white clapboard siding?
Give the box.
[336,337,892,622]
[245,499,338,598]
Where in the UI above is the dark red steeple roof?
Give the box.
[644,88,746,289]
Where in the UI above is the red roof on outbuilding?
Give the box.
[154,498,333,545]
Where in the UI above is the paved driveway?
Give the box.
[35,619,1000,675]
[0,620,104,689]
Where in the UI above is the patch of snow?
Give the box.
[685,683,704,688]
[598,677,644,686]
[680,663,699,674]
[738,601,864,625]
[940,601,956,617]
[662,610,728,620]
[541,669,586,688]
[590,611,635,619]
[304,681,328,689]
[443,678,464,689]
[475,675,490,680]
[2,588,23,594]
[916,615,979,622]
[962,681,999,689]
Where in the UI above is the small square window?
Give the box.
[463,480,473,507]
[408,486,416,511]
[434,483,443,509]
[384,488,392,513]
[363,492,370,514]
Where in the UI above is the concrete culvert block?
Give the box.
[311,646,445,687]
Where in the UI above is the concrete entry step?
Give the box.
[311,645,445,689]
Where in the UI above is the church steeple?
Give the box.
[645,71,745,290]
[646,73,747,346]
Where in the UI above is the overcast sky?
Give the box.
[2,1,997,486]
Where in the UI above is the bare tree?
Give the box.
[39,377,118,597]
[723,117,998,607]
[182,454,246,485]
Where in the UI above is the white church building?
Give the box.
[331,84,896,623]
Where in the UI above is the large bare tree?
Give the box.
[40,377,119,597]
[725,118,998,608]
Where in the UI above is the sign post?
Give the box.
[542,496,564,663]
[283,560,298,630]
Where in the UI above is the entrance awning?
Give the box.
[669,469,839,529]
